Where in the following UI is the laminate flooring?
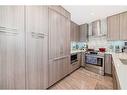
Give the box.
[49,67,113,90]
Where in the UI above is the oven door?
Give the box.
[85,54,104,70]
[71,53,78,64]
[85,54,98,65]
[85,54,103,67]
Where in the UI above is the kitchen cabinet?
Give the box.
[0,6,25,89]
[49,8,70,59]
[70,53,81,73]
[107,12,127,40]
[92,20,101,36]
[104,54,112,75]
[79,24,88,42]
[0,5,71,89]
[120,12,127,40]
[112,61,121,89]
[107,14,120,40]
[81,52,85,67]
[70,21,80,42]
[48,8,70,87]
[49,5,71,19]
[49,56,70,86]
[25,6,48,89]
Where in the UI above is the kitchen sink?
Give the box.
[120,59,127,65]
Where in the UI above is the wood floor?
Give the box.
[49,67,113,90]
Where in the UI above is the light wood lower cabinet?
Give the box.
[49,56,70,86]
[112,61,121,89]
[0,6,25,89]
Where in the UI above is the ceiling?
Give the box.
[62,6,127,25]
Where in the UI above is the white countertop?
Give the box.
[71,50,86,54]
[110,52,127,90]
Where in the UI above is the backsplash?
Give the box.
[88,36,109,50]
[71,18,127,52]
[71,42,86,50]
[87,36,126,52]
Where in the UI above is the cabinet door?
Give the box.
[49,56,69,86]
[70,21,80,42]
[120,12,127,40]
[26,6,48,89]
[0,6,25,89]
[70,21,74,41]
[112,63,118,89]
[61,15,70,56]
[104,54,112,75]
[49,8,61,59]
[76,25,80,41]
[49,8,70,58]
[107,15,120,40]
[79,24,88,42]
[25,6,48,35]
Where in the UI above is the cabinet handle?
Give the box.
[31,32,45,39]
[54,56,68,60]
[0,26,18,35]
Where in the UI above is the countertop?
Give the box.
[110,52,127,90]
[71,50,86,54]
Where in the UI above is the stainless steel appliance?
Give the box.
[124,42,127,53]
[82,51,104,75]
[71,53,78,64]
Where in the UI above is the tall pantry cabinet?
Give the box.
[0,6,71,89]
[0,6,25,89]
[48,7,71,87]
[25,6,48,89]
[0,6,49,89]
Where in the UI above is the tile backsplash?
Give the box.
[87,36,126,52]
[71,40,126,52]
[71,42,86,50]
[71,18,127,52]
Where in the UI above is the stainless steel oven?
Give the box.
[85,54,103,66]
[83,53,104,75]
[71,53,78,64]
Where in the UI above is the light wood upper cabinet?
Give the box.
[0,6,25,89]
[120,12,127,40]
[25,6,48,89]
[70,21,80,42]
[79,24,88,42]
[107,15,120,40]
[25,6,48,35]
[49,5,71,19]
